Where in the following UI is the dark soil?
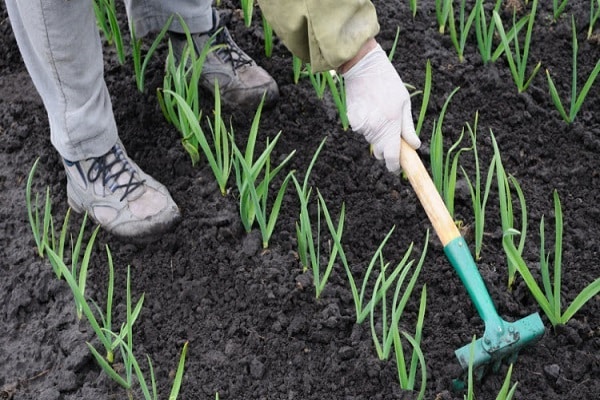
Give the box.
[1,1,599,399]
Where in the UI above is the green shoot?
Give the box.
[86,340,131,389]
[293,194,312,278]
[292,55,303,84]
[331,215,429,325]
[46,246,110,364]
[93,0,111,44]
[388,27,401,62]
[415,60,432,137]
[162,14,218,119]
[159,21,232,190]
[69,212,88,283]
[294,137,327,228]
[408,0,418,18]
[54,208,72,274]
[442,124,471,218]
[124,265,137,387]
[88,245,115,359]
[509,174,528,265]
[324,71,349,130]
[291,178,314,271]
[319,193,427,324]
[124,265,157,399]
[240,0,254,27]
[169,341,189,400]
[130,14,174,92]
[460,337,518,399]
[503,191,600,327]
[491,133,527,288]
[206,82,235,195]
[46,234,144,368]
[430,87,468,217]
[553,0,570,21]
[300,190,345,297]
[231,97,295,241]
[26,158,52,258]
[354,226,409,324]
[242,159,294,249]
[463,336,476,400]
[392,287,427,399]
[305,64,328,99]
[474,0,502,64]
[72,225,101,320]
[589,0,600,39]
[252,160,294,245]
[93,0,125,64]
[429,87,459,193]
[144,354,159,400]
[159,20,222,165]
[105,331,189,400]
[104,329,143,395]
[290,138,332,296]
[166,87,235,195]
[493,0,541,93]
[91,265,145,391]
[460,114,496,260]
[74,254,182,398]
[448,0,478,63]
[25,159,100,283]
[495,364,519,399]
[546,16,600,123]
[370,233,428,360]
[473,0,527,64]
[262,14,274,57]
[232,100,268,232]
[295,61,348,122]
[490,13,529,63]
[159,43,192,140]
[435,0,453,34]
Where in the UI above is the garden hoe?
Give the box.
[398,139,545,379]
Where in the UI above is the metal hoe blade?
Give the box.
[445,237,545,374]
[454,313,544,372]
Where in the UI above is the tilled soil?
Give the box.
[1,1,599,399]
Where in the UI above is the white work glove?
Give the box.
[342,44,421,173]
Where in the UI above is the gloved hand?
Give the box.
[342,43,421,173]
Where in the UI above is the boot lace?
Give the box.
[211,25,253,71]
[88,144,145,201]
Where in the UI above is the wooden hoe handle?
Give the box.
[399,139,461,246]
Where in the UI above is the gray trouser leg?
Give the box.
[5,0,118,161]
[125,0,214,37]
[5,0,215,161]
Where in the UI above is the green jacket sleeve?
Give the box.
[257,0,379,72]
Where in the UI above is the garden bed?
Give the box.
[1,1,599,399]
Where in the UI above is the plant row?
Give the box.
[26,160,189,400]
[93,0,600,126]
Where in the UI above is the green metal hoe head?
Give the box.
[454,312,545,379]
[443,237,545,383]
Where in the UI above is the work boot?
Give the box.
[170,10,279,109]
[63,141,180,240]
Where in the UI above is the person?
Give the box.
[5,0,420,241]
